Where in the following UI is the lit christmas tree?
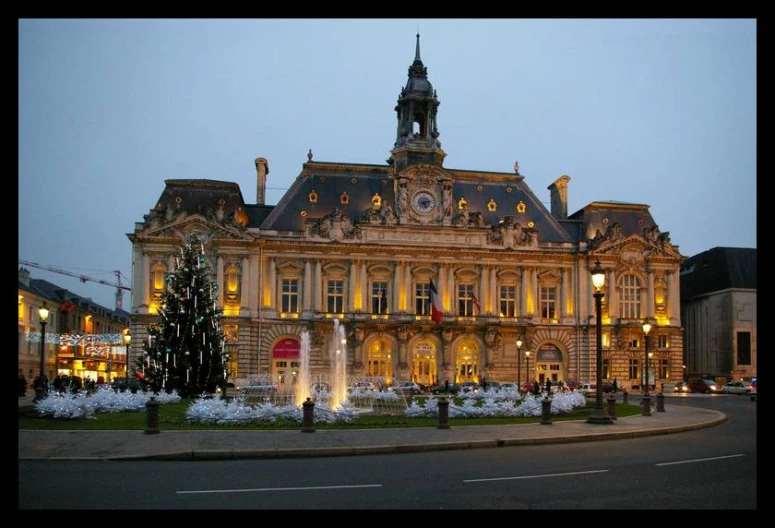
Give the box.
[139,234,229,398]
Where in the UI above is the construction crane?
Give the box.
[19,259,131,311]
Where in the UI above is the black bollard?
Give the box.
[540,397,552,425]
[607,394,617,420]
[641,395,652,417]
[437,397,450,429]
[301,397,315,433]
[145,396,160,434]
[656,392,665,412]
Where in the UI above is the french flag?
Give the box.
[429,279,443,324]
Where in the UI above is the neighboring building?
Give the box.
[680,247,757,383]
[128,35,685,394]
[17,267,130,383]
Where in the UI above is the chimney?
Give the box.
[18,266,30,286]
[548,175,571,220]
[255,157,269,206]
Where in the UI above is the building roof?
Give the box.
[680,247,757,299]
[18,273,129,324]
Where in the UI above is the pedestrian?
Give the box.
[613,378,618,392]
[444,379,450,394]
[18,369,27,397]
[545,378,552,396]
[533,380,540,395]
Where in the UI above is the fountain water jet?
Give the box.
[330,318,348,409]
[294,330,311,406]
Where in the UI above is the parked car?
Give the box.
[239,380,278,397]
[499,382,519,392]
[578,382,615,396]
[688,379,722,394]
[564,380,582,391]
[747,379,757,401]
[673,381,690,393]
[431,382,461,395]
[389,381,423,395]
[721,380,751,395]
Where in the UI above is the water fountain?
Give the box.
[294,330,311,405]
[330,318,348,409]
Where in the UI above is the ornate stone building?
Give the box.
[128,35,685,393]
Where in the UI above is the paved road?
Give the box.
[18,393,726,461]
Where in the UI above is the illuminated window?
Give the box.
[281,278,299,313]
[227,266,238,293]
[499,285,516,317]
[457,284,476,317]
[415,281,431,316]
[540,286,556,319]
[487,199,497,212]
[628,359,639,380]
[153,264,165,291]
[340,192,349,205]
[372,281,389,314]
[372,194,382,208]
[517,201,526,213]
[619,274,642,320]
[658,335,669,348]
[326,279,344,313]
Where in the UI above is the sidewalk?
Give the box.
[18,394,727,461]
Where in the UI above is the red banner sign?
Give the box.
[272,338,300,358]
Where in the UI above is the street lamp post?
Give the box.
[34,302,50,402]
[587,260,612,424]
[124,331,132,389]
[525,350,531,391]
[641,321,652,416]
[642,321,652,397]
[516,338,523,390]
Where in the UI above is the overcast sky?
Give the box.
[18,18,756,311]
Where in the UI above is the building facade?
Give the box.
[128,36,685,394]
[680,247,757,383]
[17,267,131,384]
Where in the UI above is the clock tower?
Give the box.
[388,33,447,172]
[389,34,451,225]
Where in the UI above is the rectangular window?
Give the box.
[628,359,639,380]
[326,279,344,313]
[620,275,642,320]
[457,284,475,316]
[736,331,751,365]
[658,359,668,380]
[658,335,669,348]
[629,338,640,348]
[540,286,556,319]
[602,359,610,379]
[372,281,389,314]
[416,282,431,315]
[281,278,299,313]
[499,285,516,317]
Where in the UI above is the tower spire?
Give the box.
[388,34,446,170]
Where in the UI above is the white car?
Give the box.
[499,382,519,392]
[721,380,751,395]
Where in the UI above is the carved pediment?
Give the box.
[136,214,253,242]
[590,229,681,260]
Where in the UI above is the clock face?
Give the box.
[412,191,436,213]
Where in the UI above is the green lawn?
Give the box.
[18,398,643,431]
